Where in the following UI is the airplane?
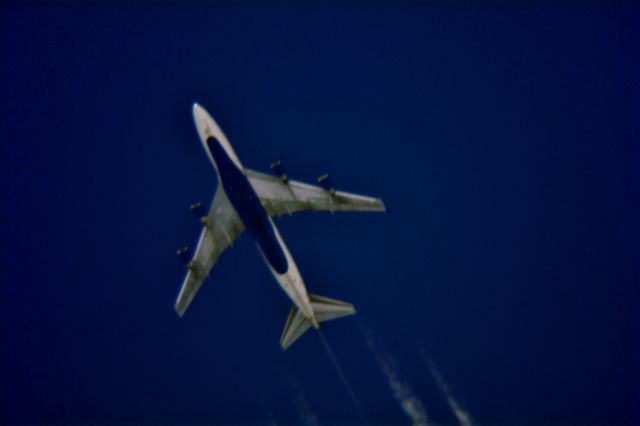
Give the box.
[175,103,386,349]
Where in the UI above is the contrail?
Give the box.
[362,327,429,426]
[280,368,319,426]
[258,392,279,426]
[419,348,473,426]
[317,330,369,423]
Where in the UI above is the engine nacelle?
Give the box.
[190,201,205,218]
[270,160,289,183]
[176,245,191,263]
[317,174,335,195]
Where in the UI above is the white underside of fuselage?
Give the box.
[192,103,318,328]
[260,218,318,328]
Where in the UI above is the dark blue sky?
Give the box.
[1,2,639,425]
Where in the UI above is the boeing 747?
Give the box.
[176,103,386,349]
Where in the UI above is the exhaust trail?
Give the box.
[317,330,368,424]
[419,349,473,426]
[360,325,429,426]
[280,367,319,426]
[258,392,279,426]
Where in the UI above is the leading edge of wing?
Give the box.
[174,188,245,317]
[174,227,209,317]
[245,168,387,213]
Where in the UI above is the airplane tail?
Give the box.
[280,294,356,350]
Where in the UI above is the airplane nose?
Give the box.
[192,102,203,119]
[192,103,210,134]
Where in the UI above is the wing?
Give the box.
[175,186,244,317]
[245,169,386,217]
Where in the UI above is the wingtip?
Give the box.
[174,304,186,318]
[280,336,293,351]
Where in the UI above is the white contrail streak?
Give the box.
[318,330,368,423]
[281,369,319,426]
[363,328,429,426]
[258,392,279,426]
[420,349,473,426]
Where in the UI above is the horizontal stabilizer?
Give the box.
[280,294,356,350]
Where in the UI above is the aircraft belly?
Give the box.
[264,219,317,327]
[201,121,317,327]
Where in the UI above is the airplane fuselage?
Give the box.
[202,131,318,327]
[206,136,288,274]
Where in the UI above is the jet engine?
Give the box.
[270,160,289,183]
[317,174,335,195]
[176,245,190,263]
[190,201,205,218]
